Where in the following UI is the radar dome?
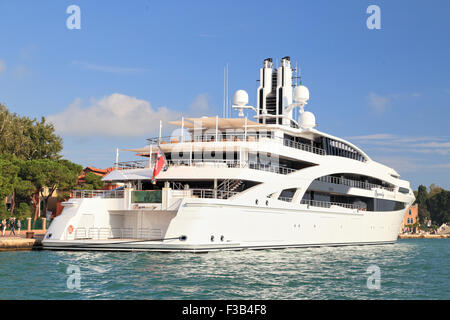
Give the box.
[300,111,316,129]
[233,90,249,106]
[294,85,310,104]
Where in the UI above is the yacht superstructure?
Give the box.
[42,56,415,252]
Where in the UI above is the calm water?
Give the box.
[0,239,448,299]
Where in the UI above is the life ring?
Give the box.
[68,225,74,234]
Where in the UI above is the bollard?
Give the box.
[27,217,31,231]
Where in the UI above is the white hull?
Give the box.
[42,198,405,252]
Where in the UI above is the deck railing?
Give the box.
[316,175,395,192]
[72,190,125,199]
[115,160,149,169]
[147,134,326,156]
[300,199,364,210]
[68,227,163,240]
[282,139,326,155]
[164,159,296,175]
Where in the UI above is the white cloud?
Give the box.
[367,92,391,113]
[188,93,214,116]
[366,92,421,114]
[72,60,147,74]
[48,93,215,138]
[48,93,179,137]
[347,133,450,173]
[347,133,394,141]
[0,60,6,73]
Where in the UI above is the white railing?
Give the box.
[115,160,148,169]
[190,189,239,199]
[167,159,295,175]
[316,175,395,192]
[248,162,296,175]
[283,139,326,155]
[69,227,162,240]
[168,159,241,168]
[147,134,326,156]
[278,197,293,202]
[72,190,125,199]
[300,199,364,210]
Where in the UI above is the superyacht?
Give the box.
[42,56,415,252]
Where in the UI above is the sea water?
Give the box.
[0,239,448,299]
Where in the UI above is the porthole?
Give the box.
[179,235,187,241]
[255,199,259,205]
[265,200,269,206]
[220,235,224,242]
[210,235,214,242]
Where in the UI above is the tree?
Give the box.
[427,190,450,226]
[80,172,105,190]
[0,104,62,160]
[428,184,443,198]
[415,185,428,206]
[0,156,19,212]
[418,204,431,225]
[18,159,82,219]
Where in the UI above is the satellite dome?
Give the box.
[300,111,316,129]
[294,85,310,104]
[233,90,249,106]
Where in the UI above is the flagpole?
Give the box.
[159,120,162,144]
[115,148,119,169]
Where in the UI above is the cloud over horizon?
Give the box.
[48,93,215,138]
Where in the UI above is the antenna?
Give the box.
[223,66,226,118]
[115,148,119,169]
[226,63,229,118]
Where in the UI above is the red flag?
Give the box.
[152,147,166,184]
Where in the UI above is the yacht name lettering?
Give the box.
[182,304,216,317]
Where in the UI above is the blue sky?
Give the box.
[0,0,449,189]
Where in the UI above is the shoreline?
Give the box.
[398,234,450,239]
[0,232,45,251]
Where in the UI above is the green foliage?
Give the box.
[0,206,9,220]
[415,185,428,206]
[418,204,430,224]
[414,184,450,226]
[81,172,105,190]
[0,104,88,220]
[0,156,19,202]
[427,189,450,226]
[18,158,82,218]
[0,103,62,160]
[15,202,32,219]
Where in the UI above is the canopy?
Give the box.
[168,117,259,130]
[102,169,153,181]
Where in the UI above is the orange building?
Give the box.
[400,204,419,232]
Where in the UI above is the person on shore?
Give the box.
[1,219,6,236]
[9,217,16,236]
[17,219,21,236]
